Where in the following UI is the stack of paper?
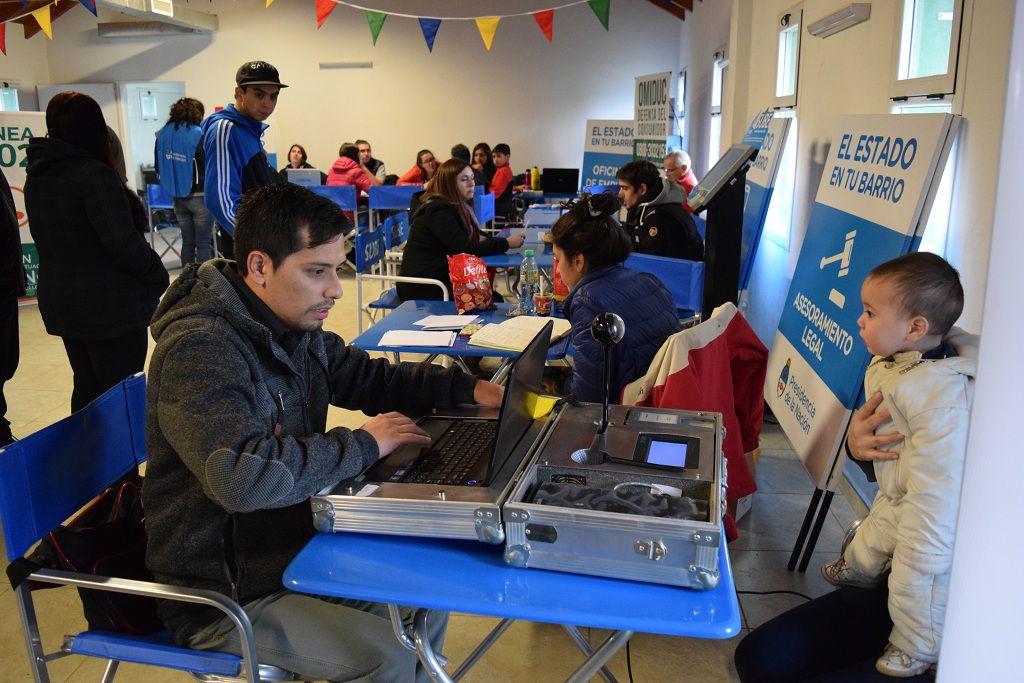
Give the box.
[413,315,480,330]
[378,330,456,347]
[468,316,571,352]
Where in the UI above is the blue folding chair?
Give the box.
[309,185,367,232]
[354,225,446,334]
[146,184,182,262]
[381,211,413,277]
[0,375,304,683]
[625,252,705,323]
[368,185,422,233]
[473,187,496,233]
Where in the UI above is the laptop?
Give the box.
[286,168,323,187]
[360,321,553,488]
[541,168,580,195]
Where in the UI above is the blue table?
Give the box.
[284,532,740,682]
[351,300,569,383]
[523,205,563,228]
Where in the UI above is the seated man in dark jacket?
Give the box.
[616,160,704,261]
[143,182,503,681]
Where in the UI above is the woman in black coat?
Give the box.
[26,91,169,412]
[397,158,523,301]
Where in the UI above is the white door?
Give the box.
[119,82,186,190]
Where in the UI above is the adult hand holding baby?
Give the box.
[847,392,903,461]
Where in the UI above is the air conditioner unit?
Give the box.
[807,3,871,38]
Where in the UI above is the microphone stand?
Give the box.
[583,313,625,465]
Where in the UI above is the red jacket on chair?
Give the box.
[620,303,767,540]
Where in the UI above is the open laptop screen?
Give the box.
[487,320,553,476]
[541,168,580,195]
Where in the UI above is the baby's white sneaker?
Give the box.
[875,642,933,677]
[820,556,878,588]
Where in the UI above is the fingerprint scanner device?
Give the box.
[503,403,726,589]
[685,143,757,318]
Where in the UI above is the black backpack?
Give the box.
[6,472,163,635]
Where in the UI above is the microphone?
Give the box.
[582,312,625,465]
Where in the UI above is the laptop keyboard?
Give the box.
[401,421,497,485]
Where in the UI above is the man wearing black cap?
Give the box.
[201,61,287,258]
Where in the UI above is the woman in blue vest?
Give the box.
[155,97,211,265]
[552,192,681,403]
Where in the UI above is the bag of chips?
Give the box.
[447,253,495,314]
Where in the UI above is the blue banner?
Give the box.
[764,113,958,489]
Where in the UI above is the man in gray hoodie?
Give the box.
[143,182,503,681]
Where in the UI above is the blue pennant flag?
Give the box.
[79,0,98,16]
[418,17,441,52]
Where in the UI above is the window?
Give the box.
[891,0,963,98]
[893,100,955,256]
[0,82,19,111]
[676,69,687,139]
[708,54,727,171]
[764,111,797,250]
[775,8,802,107]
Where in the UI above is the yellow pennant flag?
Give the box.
[475,16,500,51]
[33,5,53,40]
[266,0,274,6]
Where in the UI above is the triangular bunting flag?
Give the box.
[418,17,441,52]
[365,10,387,45]
[532,10,554,42]
[475,17,500,51]
[33,6,53,39]
[0,24,6,57]
[266,0,274,7]
[588,0,610,30]
[315,0,336,29]
[79,0,98,17]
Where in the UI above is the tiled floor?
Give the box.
[3,268,863,682]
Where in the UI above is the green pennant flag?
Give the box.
[365,10,387,45]
[588,0,610,30]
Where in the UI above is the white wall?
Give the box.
[939,6,1024,676]
[676,0,733,177]
[0,22,52,111]
[725,0,1011,336]
[25,0,681,179]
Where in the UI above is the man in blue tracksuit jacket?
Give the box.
[202,61,286,258]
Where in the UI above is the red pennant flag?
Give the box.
[315,0,336,29]
[0,24,6,57]
[532,10,554,42]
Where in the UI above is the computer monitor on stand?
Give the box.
[686,144,758,319]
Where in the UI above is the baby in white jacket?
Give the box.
[822,252,975,678]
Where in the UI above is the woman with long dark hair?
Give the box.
[472,142,496,191]
[396,149,439,186]
[551,192,681,402]
[26,91,169,412]
[397,158,523,301]
[156,97,212,264]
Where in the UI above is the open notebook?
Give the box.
[468,316,571,352]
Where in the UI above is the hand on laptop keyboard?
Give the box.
[360,412,432,458]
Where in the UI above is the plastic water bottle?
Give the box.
[519,249,539,315]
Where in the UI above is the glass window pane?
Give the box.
[894,101,954,255]
[765,113,797,249]
[711,60,723,108]
[776,24,800,98]
[708,114,722,171]
[0,88,19,112]
[898,0,955,81]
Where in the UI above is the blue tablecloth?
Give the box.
[350,300,568,359]
[284,531,740,639]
